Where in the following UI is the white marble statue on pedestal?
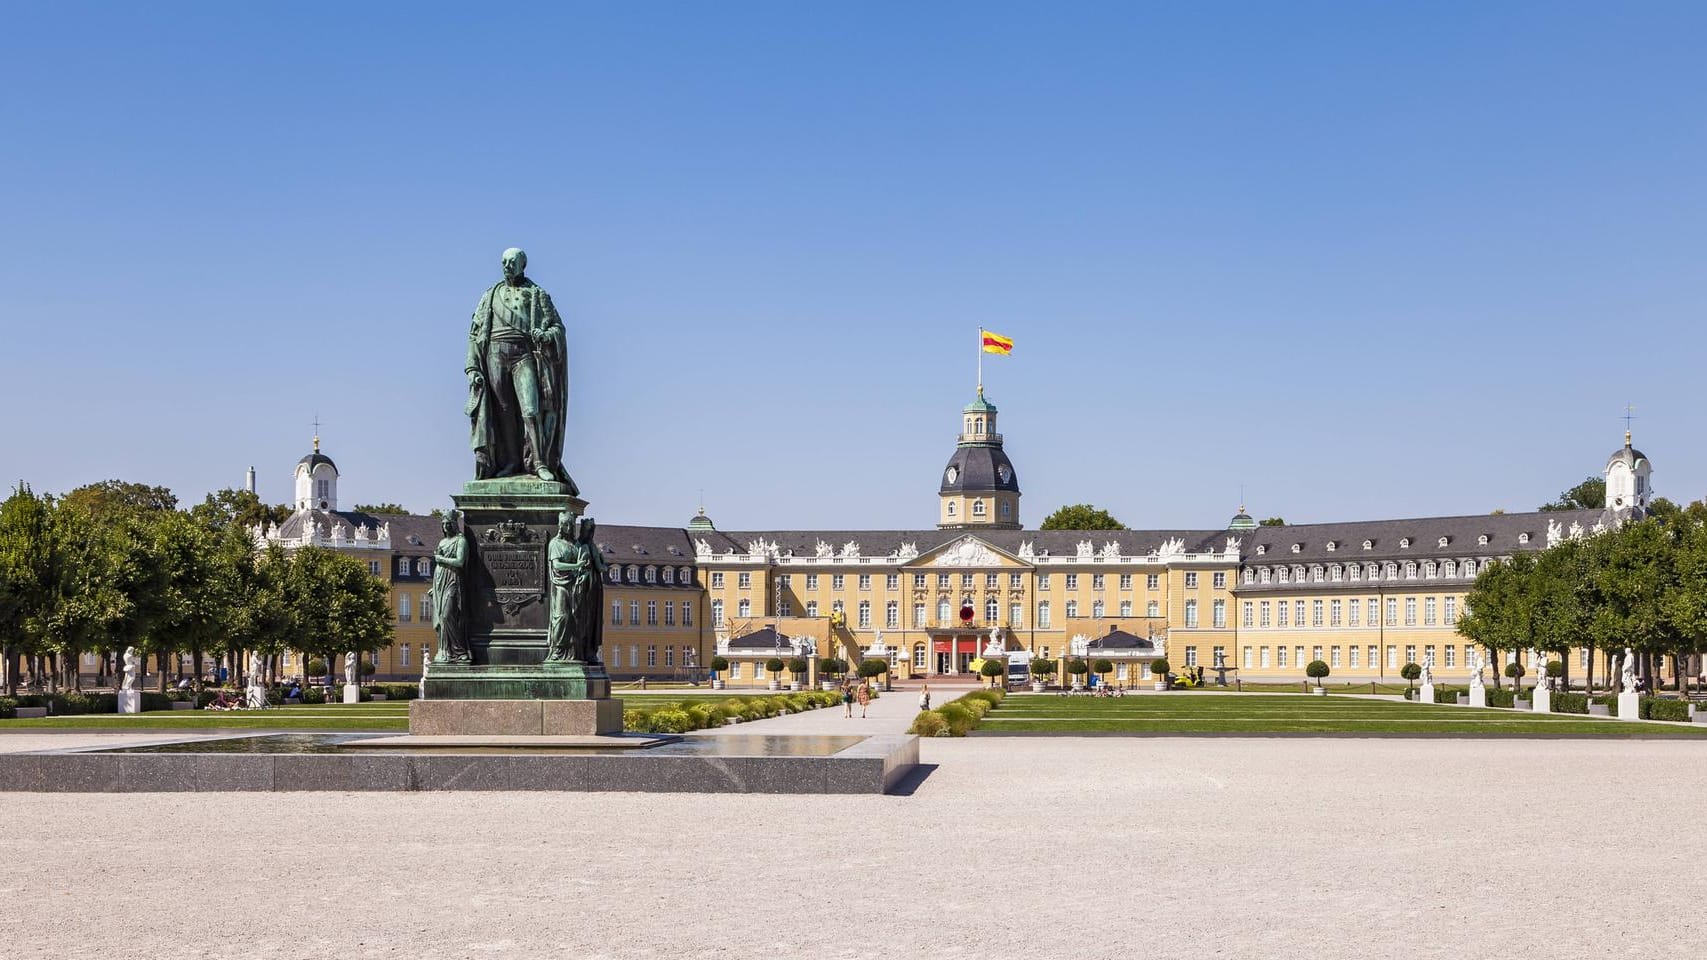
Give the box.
[982,626,1005,658]
[1621,647,1638,693]
[1617,646,1641,721]
[1420,650,1434,687]
[246,650,269,709]
[1466,648,1486,708]
[118,646,143,714]
[343,651,361,704]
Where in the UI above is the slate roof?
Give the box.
[940,444,1020,495]
[594,524,698,565]
[1234,508,1603,566]
[296,452,337,472]
[726,626,792,650]
[1086,627,1156,651]
[690,528,1231,560]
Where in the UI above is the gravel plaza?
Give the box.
[5,691,1704,960]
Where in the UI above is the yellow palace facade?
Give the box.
[264,390,1653,686]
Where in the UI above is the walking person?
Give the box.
[918,683,931,711]
[857,680,871,718]
[843,682,854,718]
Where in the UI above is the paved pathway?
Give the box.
[700,683,929,736]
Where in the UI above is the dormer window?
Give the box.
[1326,541,1337,552]
[1290,543,1301,554]
[1255,545,1267,556]
[1399,538,1411,549]
[1362,540,1373,550]
[1518,533,1530,544]
[1437,536,1449,548]
[1477,534,1489,546]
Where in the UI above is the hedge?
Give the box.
[622,691,843,734]
[1483,687,1516,708]
[906,688,1005,737]
[1550,692,1589,715]
[1645,697,1691,723]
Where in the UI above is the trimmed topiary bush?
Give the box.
[1485,687,1516,708]
[1645,697,1690,722]
[1149,658,1170,678]
[1306,660,1330,688]
[909,711,949,736]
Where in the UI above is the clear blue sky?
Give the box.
[3,2,1703,529]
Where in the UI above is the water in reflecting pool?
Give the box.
[96,733,866,757]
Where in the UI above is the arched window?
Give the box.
[662,567,674,584]
[626,565,639,582]
[1404,562,1417,579]
[947,502,957,517]
[986,598,1000,621]
[644,566,657,583]
[1441,560,1456,578]
[1038,602,1052,628]
[972,500,986,517]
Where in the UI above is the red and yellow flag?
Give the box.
[981,329,1014,355]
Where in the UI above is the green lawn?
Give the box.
[0,691,830,731]
[977,693,1707,737]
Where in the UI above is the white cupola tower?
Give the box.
[1603,429,1651,519]
[294,433,340,512]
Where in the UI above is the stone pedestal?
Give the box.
[1418,683,1435,705]
[343,684,360,704]
[117,691,141,714]
[409,698,623,736]
[1532,688,1551,713]
[1468,684,1487,708]
[1618,690,1641,721]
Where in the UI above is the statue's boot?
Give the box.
[523,419,557,481]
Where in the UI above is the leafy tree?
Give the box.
[354,503,412,515]
[1306,659,1330,689]
[858,658,888,679]
[286,547,393,685]
[1505,661,1527,692]
[1091,658,1114,686]
[1030,658,1057,685]
[59,480,177,515]
[786,656,809,680]
[1258,517,1286,527]
[764,657,785,681]
[1039,504,1124,530]
[1399,662,1421,693]
[710,655,729,677]
[191,488,289,531]
[1541,477,1605,512]
[1149,657,1170,677]
[0,484,54,695]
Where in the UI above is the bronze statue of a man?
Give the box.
[430,510,471,663]
[466,248,578,492]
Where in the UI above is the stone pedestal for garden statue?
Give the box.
[343,684,360,704]
[1618,690,1640,721]
[1532,688,1551,713]
[1468,684,1487,708]
[1418,682,1434,705]
[117,690,141,714]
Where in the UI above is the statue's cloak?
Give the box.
[465,277,576,493]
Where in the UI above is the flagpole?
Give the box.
[977,326,983,394]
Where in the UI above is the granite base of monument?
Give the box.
[1469,685,1487,708]
[117,691,141,714]
[409,697,623,736]
[1533,688,1551,713]
[420,662,609,701]
[1618,691,1640,721]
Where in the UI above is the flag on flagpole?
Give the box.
[980,330,1014,355]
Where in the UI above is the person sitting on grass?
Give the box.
[207,690,233,711]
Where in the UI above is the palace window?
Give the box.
[664,646,674,667]
[1477,534,1489,546]
[1147,574,1160,590]
[775,574,790,589]
[647,600,658,626]
[1404,597,1416,626]
[961,573,974,589]
[1331,646,1340,668]
[1212,599,1226,628]
[1326,541,1337,552]
[1349,645,1360,669]
[778,599,792,617]
[806,601,819,617]
[1242,602,1254,628]
[858,574,871,591]
[398,594,410,622]
[1400,538,1411,549]
[1010,603,1024,627]
[1243,569,1255,585]
[736,599,750,618]
[914,573,927,588]
[937,599,950,623]
[832,600,844,616]
[1363,540,1373,550]
[1261,647,1271,668]
[1385,598,1398,626]
[806,574,819,591]
[1277,646,1288,668]
[1065,574,1079,590]
[1384,562,1398,580]
[1065,600,1078,618]
[710,600,722,626]
[1295,646,1305,669]
[938,573,951,589]
[647,646,657,668]
[1184,572,1198,588]
[1277,602,1289,628]
[1347,564,1359,582]
[1386,645,1397,668]
[1424,597,1437,626]
[886,601,899,629]
[1119,574,1133,590]
[1120,600,1132,617]
[1444,596,1457,625]
[1404,562,1417,579]
[832,575,845,591]
[1146,600,1159,617]
[662,567,674,585]
[1214,572,1226,589]
[947,502,957,517]
[1260,568,1272,584]
[1185,646,1198,667]
[914,603,926,626]
[400,644,410,667]
[1260,601,1272,628]
[737,572,751,589]
[397,558,409,577]
[1091,574,1105,590]
[1090,600,1103,618]
[644,566,656,583]
[1518,532,1530,544]
[1330,599,1342,626]
[972,500,986,517]
[1405,644,1416,666]
[1242,647,1252,668]
[987,598,1001,621]
[886,574,899,590]
[680,567,692,583]
[728,662,741,679]
[664,601,675,626]
[711,572,724,589]
[1184,600,1199,628]
[1010,572,1024,589]
[612,601,624,626]
[913,644,928,669]
[1348,599,1359,627]
[1445,645,1455,668]
[1313,646,1323,664]
[1038,602,1052,628]
[858,601,871,628]
[682,602,693,626]
[1311,566,1323,583]
[1294,600,1305,628]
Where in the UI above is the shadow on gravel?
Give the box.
[888,763,938,796]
